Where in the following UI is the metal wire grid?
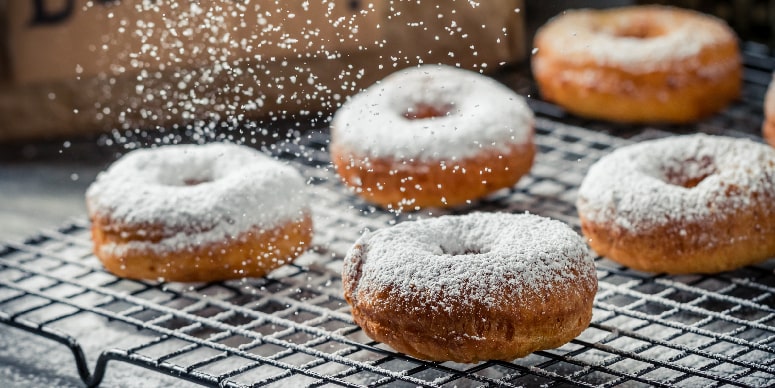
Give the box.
[1,43,775,388]
[2,121,775,387]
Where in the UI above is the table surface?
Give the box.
[1,160,98,242]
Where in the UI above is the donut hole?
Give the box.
[668,174,712,189]
[615,25,665,39]
[598,21,667,39]
[404,103,452,120]
[158,174,214,187]
[439,243,489,256]
[183,178,211,186]
[663,156,717,188]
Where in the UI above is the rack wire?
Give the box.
[1,42,775,387]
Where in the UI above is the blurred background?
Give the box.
[644,0,775,46]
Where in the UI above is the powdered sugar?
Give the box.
[344,212,595,309]
[86,143,309,253]
[577,134,775,232]
[537,7,737,74]
[331,65,534,160]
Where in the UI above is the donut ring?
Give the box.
[86,143,313,282]
[577,134,775,274]
[331,65,535,209]
[532,5,741,123]
[763,73,775,147]
[342,212,597,363]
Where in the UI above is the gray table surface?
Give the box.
[1,161,98,242]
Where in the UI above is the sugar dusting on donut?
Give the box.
[540,6,737,74]
[86,143,309,253]
[577,134,775,234]
[345,212,596,310]
[331,64,534,160]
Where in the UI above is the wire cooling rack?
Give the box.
[2,42,775,387]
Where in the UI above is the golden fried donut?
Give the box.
[532,5,741,123]
[86,143,313,282]
[330,65,535,210]
[342,212,597,363]
[577,134,775,274]
[763,73,775,147]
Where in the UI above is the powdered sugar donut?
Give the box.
[86,143,312,282]
[331,64,535,209]
[577,134,775,274]
[343,212,597,363]
[532,5,741,123]
[763,73,775,147]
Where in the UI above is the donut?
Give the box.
[763,73,775,147]
[330,65,535,209]
[532,5,741,123]
[342,212,597,363]
[577,134,775,274]
[86,143,313,282]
